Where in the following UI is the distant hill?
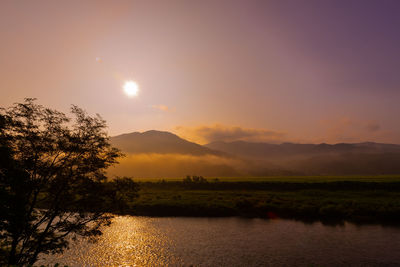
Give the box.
[205,141,400,159]
[109,131,400,177]
[108,131,238,178]
[205,140,400,175]
[111,130,223,156]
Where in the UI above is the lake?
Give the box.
[39,216,400,266]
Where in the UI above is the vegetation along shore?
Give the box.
[106,176,400,225]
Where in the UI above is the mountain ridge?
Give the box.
[111,130,224,156]
[205,140,400,159]
[109,130,400,177]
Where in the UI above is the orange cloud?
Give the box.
[175,124,286,144]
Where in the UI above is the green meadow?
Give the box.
[120,176,400,225]
[132,175,400,182]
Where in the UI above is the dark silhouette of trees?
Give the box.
[182,176,208,189]
[0,99,135,265]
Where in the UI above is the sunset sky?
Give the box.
[1,0,399,144]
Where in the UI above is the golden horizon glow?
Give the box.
[123,81,139,97]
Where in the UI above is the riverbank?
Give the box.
[120,178,400,225]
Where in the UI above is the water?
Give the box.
[40,216,400,266]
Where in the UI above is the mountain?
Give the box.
[108,131,239,178]
[109,131,400,177]
[205,141,400,159]
[205,140,400,175]
[111,130,222,156]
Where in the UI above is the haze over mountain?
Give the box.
[111,130,222,156]
[108,130,238,178]
[205,140,400,176]
[205,141,400,160]
[109,130,400,178]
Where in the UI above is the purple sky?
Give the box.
[1,0,399,144]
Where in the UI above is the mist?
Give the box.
[107,153,244,178]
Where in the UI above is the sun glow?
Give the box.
[123,81,139,97]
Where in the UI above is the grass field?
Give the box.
[131,175,400,182]
[118,176,400,225]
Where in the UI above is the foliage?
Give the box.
[130,180,400,224]
[0,99,137,265]
[183,175,208,184]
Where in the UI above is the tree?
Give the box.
[0,99,133,265]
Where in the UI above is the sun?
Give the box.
[123,81,139,97]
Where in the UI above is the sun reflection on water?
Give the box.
[42,216,182,266]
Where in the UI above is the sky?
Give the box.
[1,0,400,144]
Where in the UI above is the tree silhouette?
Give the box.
[0,99,129,265]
